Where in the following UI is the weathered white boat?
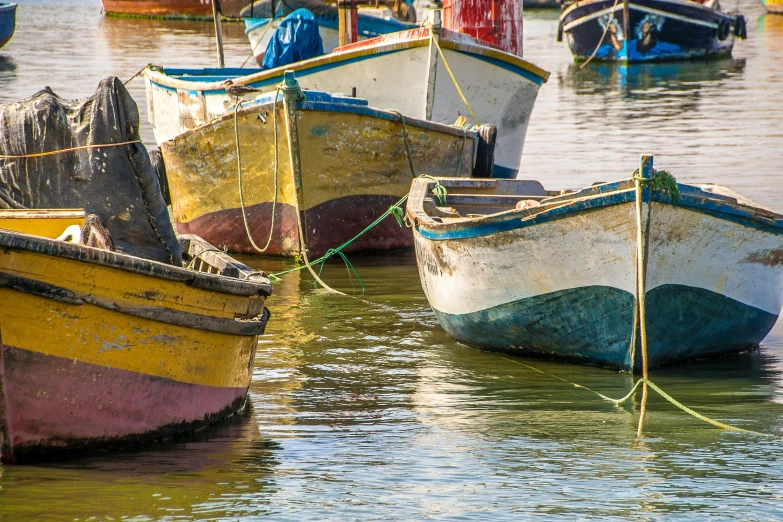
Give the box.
[159,72,479,257]
[408,158,783,371]
[142,23,549,178]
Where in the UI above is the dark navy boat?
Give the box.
[0,2,16,50]
[558,0,747,62]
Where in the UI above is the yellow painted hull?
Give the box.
[160,98,477,257]
[0,229,271,464]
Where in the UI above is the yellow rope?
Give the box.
[634,158,650,437]
[430,36,480,126]
[0,140,141,160]
[233,95,278,253]
[493,355,771,437]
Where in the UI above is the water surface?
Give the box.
[1,1,782,519]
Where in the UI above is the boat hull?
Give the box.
[144,28,548,177]
[761,0,783,13]
[560,0,740,62]
[101,0,250,18]
[0,232,270,463]
[160,94,476,257]
[0,3,16,50]
[412,184,783,371]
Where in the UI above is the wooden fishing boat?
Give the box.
[143,22,549,179]
[0,2,16,50]
[159,72,479,257]
[407,159,783,372]
[244,7,416,65]
[558,0,747,62]
[101,0,251,19]
[0,210,272,464]
[760,0,783,13]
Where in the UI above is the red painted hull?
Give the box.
[176,195,412,257]
[0,345,247,464]
[101,0,250,18]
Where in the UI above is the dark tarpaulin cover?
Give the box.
[0,77,182,265]
[261,9,324,70]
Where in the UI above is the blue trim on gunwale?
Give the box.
[449,48,546,86]
[152,42,545,96]
[417,186,783,241]
[230,90,478,137]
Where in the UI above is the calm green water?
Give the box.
[1,1,783,519]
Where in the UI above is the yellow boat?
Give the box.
[0,209,272,464]
[160,71,480,258]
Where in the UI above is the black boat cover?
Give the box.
[0,77,181,265]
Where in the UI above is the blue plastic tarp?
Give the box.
[261,9,324,71]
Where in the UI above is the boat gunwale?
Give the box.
[408,177,783,241]
[162,94,481,148]
[559,0,735,21]
[143,28,549,94]
[0,3,16,11]
[0,228,272,298]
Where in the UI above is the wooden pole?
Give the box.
[212,0,225,68]
[622,0,630,49]
[338,0,358,47]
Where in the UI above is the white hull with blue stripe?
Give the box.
[407,174,783,372]
[142,27,549,178]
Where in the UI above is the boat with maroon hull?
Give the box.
[558,0,747,62]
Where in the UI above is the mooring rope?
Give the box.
[0,140,140,160]
[124,64,153,85]
[430,35,480,126]
[389,110,416,177]
[234,92,279,254]
[492,354,771,437]
[633,158,651,437]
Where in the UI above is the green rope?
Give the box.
[317,249,365,292]
[418,175,448,206]
[633,169,681,204]
[268,193,411,282]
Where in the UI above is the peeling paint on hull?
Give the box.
[161,94,477,257]
[409,178,783,372]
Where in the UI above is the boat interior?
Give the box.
[418,178,562,223]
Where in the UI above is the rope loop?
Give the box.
[632,168,682,204]
[419,174,448,206]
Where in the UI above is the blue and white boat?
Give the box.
[558,0,747,62]
[241,0,417,65]
[0,2,16,51]
[408,159,783,372]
